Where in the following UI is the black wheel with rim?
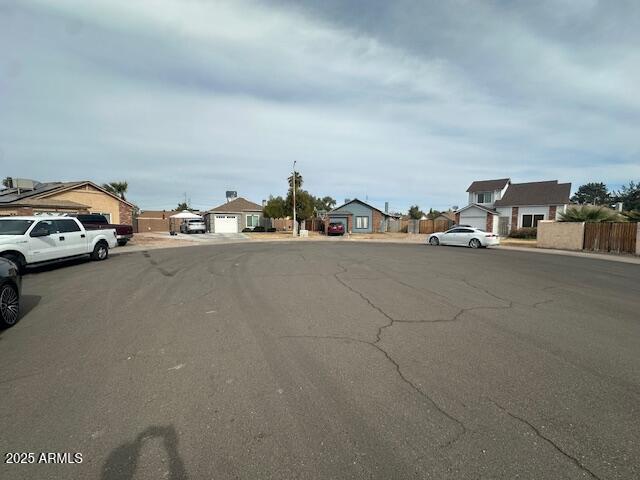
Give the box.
[0,283,20,328]
[469,238,481,249]
[429,236,439,246]
[91,242,109,261]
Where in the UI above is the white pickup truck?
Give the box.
[0,216,117,272]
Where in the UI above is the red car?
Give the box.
[327,222,345,236]
[71,214,134,246]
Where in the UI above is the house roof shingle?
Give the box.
[330,198,400,218]
[0,181,135,207]
[15,198,91,209]
[494,181,571,207]
[138,210,179,219]
[208,197,263,213]
[466,178,510,192]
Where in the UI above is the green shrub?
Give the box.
[253,226,266,232]
[509,227,537,239]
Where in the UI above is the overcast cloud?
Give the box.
[1,0,638,211]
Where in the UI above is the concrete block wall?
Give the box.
[537,221,585,251]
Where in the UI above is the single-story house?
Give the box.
[434,211,456,223]
[204,197,265,233]
[456,178,571,235]
[0,178,135,224]
[327,198,400,234]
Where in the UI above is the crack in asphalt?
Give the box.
[532,298,555,309]
[328,263,469,447]
[490,400,602,480]
[280,333,468,448]
[319,261,568,451]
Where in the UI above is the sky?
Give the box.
[1,0,639,212]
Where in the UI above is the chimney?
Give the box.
[262,199,266,207]
[385,202,389,213]
[615,202,623,212]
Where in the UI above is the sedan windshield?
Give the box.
[0,219,35,235]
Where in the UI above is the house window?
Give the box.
[476,192,493,203]
[522,214,544,228]
[246,214,260,228]
[355,216,369,229]
[533,214,544,227]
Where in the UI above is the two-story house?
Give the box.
[455,178,571,235]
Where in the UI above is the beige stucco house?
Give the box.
[0,179,134,224]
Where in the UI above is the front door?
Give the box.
[498,217,509,236]
[28,220,59,263]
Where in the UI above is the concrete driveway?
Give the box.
[1,243,638,479]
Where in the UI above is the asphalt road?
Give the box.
[1,242,639,480]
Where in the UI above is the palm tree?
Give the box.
[102,181,128,200]
[559,205,624,223]
[287,172,303,191]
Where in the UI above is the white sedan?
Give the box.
[428,227,500,248]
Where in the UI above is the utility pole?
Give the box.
[292,160,297,237]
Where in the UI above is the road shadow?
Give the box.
[20,294,41,317]
[101,425,188,480]
[0,295,41,338]
[26,257,90,274]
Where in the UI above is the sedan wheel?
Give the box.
[429,237,439,246]
[469,238,481,249]
[0,283,19,327]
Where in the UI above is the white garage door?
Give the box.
[214,215,238,233]
[460,214,486,230]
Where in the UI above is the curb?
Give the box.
[494,245,640,265]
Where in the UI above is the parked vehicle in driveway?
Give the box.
[70,213,134,246]
[0,257,21,328]
[180,218,206,234]
[327,222,345,236]
[0,216,117,272]
[428,227,500,248]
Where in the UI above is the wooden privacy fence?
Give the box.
[583,222,637,254]
[420,219,453,234]
[395,219,453,234]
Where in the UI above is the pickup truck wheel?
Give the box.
[0,283,20,328]
[1,253,25,274]
[91,242,109,261]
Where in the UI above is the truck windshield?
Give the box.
[0,219,35,235]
